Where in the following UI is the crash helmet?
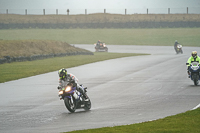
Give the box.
[191,51,197,58]
[58,68,67,80]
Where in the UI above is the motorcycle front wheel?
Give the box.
[180,49,183,54]
[194,80,199,86]
[192,74,199,86]
[64,97,76,113]
[105,47,108,52]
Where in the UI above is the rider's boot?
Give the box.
[83,93,89,101]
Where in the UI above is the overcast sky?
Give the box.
[0,0,200,14]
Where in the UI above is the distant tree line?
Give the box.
[0,13,200,29]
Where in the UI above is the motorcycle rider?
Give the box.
[57,68,88,100]
[97,40,101,45]
[174,40,179,53]
[186,51,200,77]
[96,40,101,48]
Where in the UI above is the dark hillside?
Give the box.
[0,13,200,28]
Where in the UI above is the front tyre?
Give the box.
[105,47,108,52]
[180,49,183,54]
[192,74,199,86]
[64,97,76,113]
[95,48,99,52]
[194,80,199,86]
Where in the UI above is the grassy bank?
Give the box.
[0,28,200,46]
[0,52,145,83]
[0,40,92,58]
[67,108,200,133]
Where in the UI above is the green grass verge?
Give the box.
[0,28,199,47]
[0,52,146,83]
[67,108,200,133]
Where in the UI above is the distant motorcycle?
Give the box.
[58,82,91,113]
[186,61,200,85]
[176,44,183,54]
[94,42,108,52]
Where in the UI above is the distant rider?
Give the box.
[57,68,88,100]
[96,40,101,47]
[174,40,179,53]
[186,51,200,77]
[97,40,101,45]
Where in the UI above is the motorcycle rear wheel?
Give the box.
[84,99,91,111]
[64,97,76,113]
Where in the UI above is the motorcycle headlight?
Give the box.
[59,91,63,95]
[65,86,72,92]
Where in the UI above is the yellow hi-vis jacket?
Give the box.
[187,56,200,67]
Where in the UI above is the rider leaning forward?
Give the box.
[57,68,88,100]
[174,40,179,53]
[186,51,200,77]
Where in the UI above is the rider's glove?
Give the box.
[70,79,75,83]
[187,66,190,70]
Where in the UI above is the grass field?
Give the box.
[0,28,199,46]
[0,52,145,83]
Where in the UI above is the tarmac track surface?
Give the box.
[0,45,200,133]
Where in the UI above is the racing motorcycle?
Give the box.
[58,82,91,113]
[176,44,183,54]
[186,61,200,86]
[94,42,108,52]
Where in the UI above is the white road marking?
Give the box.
[192,103,200,110]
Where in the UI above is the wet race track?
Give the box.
[0,45,200,133]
